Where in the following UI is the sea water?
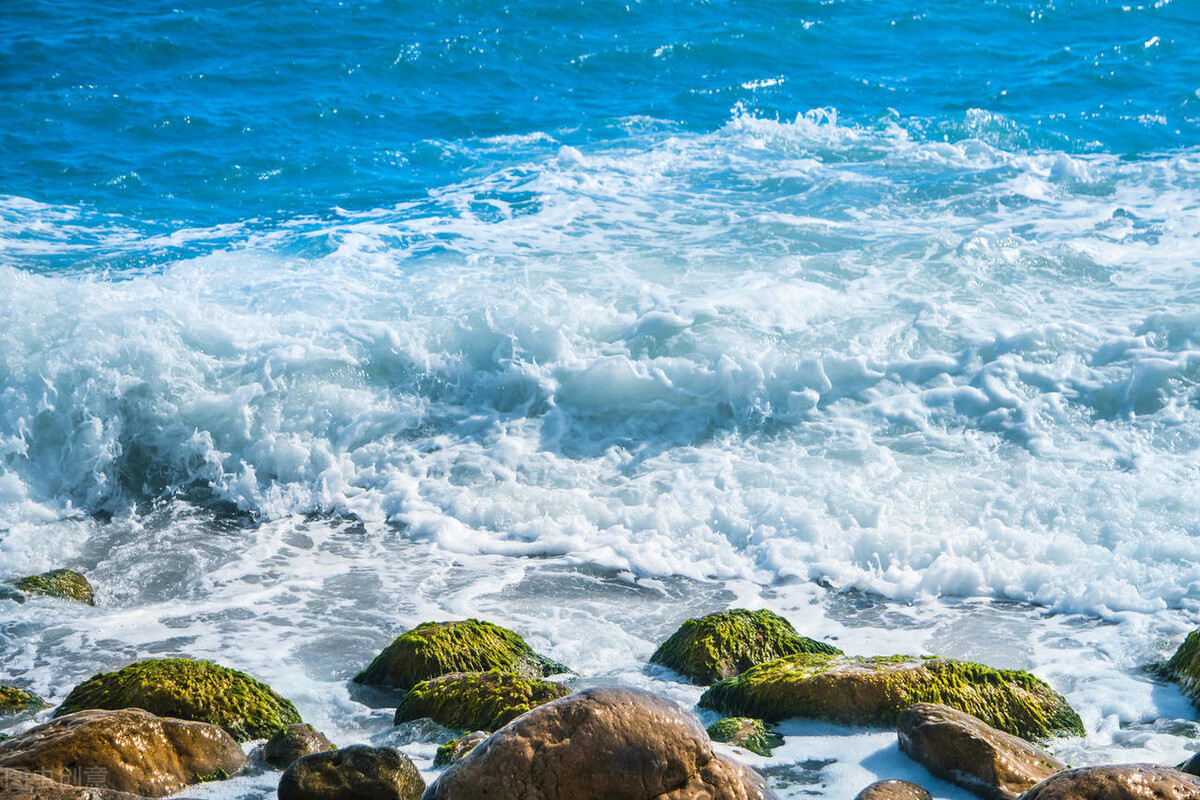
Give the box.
[2,0,1200,796]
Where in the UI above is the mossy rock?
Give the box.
[699,653,1084,741]
[0,685,47,716]
[16,569,94,605]
[434,731,489,767]
[394,670,569,731]
[355,619,567,691]
[705,717,782,757]
[650,608,842,685]
[264,723,336,768]
[1166,630,1200,707]
[55,658,301,742]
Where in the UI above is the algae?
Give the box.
[16,569,94,605]
[706,717,783,757]
[434,731,488,766]
[1167,630,1200,706]
[394,670,569,731]
[0,685,47,716]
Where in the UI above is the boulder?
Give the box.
[263,724,335,769]
[55,658,300,742]
[1178,753,1200,776]
[394,670,569,731]
[0,767,144,800]
[278,745,424,800]
[700,654,1083,741]
[0,685,47,717]
[1166,631,1200,708]
[16,570,94,605]
[0,708,246,797]
[433,732,488,767]
[1019,765,1200,800]
[424,686,773,800]
[354,620,566,691]
[854,780,933,800]
[651,609,841,685]
[898,703,1064,800]
[706,717,783,757]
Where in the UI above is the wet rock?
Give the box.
[1019,764,1200,800]
[0,708,246,797]
[898,703,1064,800]
[700,654,1083,741]
[15,570,94,605]
[55,658,300,742]
[1166,631,1200,708]
[424,686,774,800]
[707,717,783,757]
[263,724,335,769]
[433,731,488,767]
[394,670,569,731]
[0,767,144,800]
[651,609,841,685]
[278,745,424,800]
[1178,752,1200,776]
[0,685,47,717]
[354,619,567,691]
[854,779,934,800]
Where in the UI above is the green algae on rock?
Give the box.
[355,619,567,691]
[1165,630,1200,707]
[15,569,95,605]
[434,731,489,767]
[705,716,783,757]
[650,609,842,685]
[394,670,569,731]
[0,685,48,716]
[55,658,301,742]
[699,654,1083,741]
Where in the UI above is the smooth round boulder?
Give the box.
[394,670,569,731]
[15,569,94,605]
[0,767,144,800]
[854,779,933,800]
[1019,764,1200,800]
[898,703,1065,800]
[278,745,424,800]
[424,686,773,800]
[264,723,335,769]
[0,708,247,797]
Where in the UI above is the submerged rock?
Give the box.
[15,569,94,605]
[0,767,144,800]
[424,686,773,800]
[1178,752,1200,776]
[1166,631,1200,708]
[898,703,1065,800]
[264,723,336,769]
[0,708,246,797]
[433,731,488,767]
[55,658,301,742]
[853,779,933,800]
[1019,764,1200,800]
[706,717,783,757]
[0,685,47,717]
[651,609,841,685]
[354,619,566,691]
[394,670,569,731]
[700,654,1083,741]
[278,745,424,800]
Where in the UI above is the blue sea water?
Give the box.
[3,1,1200,797]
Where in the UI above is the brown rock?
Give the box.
[0,767,144,800]
[898,703,1064,800]
[263,724,335,769]
[278,745,424,800]
[853,779,933,800]
[0,708,247,797]
[423,686,774,800]
[1019,765,1200,800]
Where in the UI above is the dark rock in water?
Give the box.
[264,723,335,769]
[55,657,300,742]
[853,779,933,800]
[1178,752,1200,776]
[1166,631,1200,709]
[15,569,94,605]
[354,619,567,691]
[898,703,1064,800]
[278,745,424,800]
[0,685,47,717]
[700,654,1084,741]
[423,686,775,800]
[0,766,145,800]
[651,609,841,685]
[1019,764,1200,800]
[434,731,488,767]
[0,708,246,797]
[394,670,569,731]
[706,717,783,757]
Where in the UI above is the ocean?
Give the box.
[2,0,1200,796]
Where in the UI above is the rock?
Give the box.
[0,685,47,717]
[1019,764,1200,800]
[424,686,773,800]
[1166,631,1200,708]
[853,779,933,800]
[433,732,488,767]
[1178,752,1200,776]
[651,609,842,685]
[0,708,246,797]
[699,654,1083,741]
[898,703,1065,800]
[278,745,424,800]
[55,658,300,742]
[706,717,783,757]
[15,570,94,605]
[0,767,145,800]
[354,619,566,692]
[263,724,335,769]
[394,670,569,731]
